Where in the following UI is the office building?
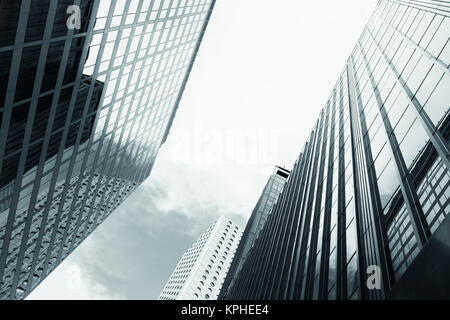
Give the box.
[159,217,242,300]
[219,166,289,298]
[223,0,450,300]
[0,0,216,299]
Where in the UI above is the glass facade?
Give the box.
[0,0,215,299]
[219,166,289,299]
[222,0,450,300]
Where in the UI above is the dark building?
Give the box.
[0,0,102,190]
[0,0,103,214]
[0,0,216,299]
[222,0,450,300]
[220,166,289,299]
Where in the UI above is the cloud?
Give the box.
[29,170,247,300]
[26,258,116,300]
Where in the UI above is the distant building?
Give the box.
[159,217,242,300]
[219,166,289,298]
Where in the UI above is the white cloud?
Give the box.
[26,257,118,300]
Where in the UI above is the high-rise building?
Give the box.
[158,217,242,300]
[219,166,289,299]
[0,0,216,299]
[222,0,450,300]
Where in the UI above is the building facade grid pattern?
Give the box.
[219,166,289,298]
[158,217,242,300]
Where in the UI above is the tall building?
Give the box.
[223,0,450,300]
[219,166,289,299]
[158,217,242,300]
[0,0,216,299]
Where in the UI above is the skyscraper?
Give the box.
[223,0,450,300]
[158,217,242,300]
[0,0,216,299]
[219,166,289,299]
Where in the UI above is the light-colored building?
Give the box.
[158,216,242,300]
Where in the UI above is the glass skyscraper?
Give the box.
[222,0,450,300]
[0,0,215,299]
[219,166,289,299]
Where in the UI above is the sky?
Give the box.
[27,0,378,300]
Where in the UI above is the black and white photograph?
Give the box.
[0,0,449,314]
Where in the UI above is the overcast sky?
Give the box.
[27,0,378,300]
